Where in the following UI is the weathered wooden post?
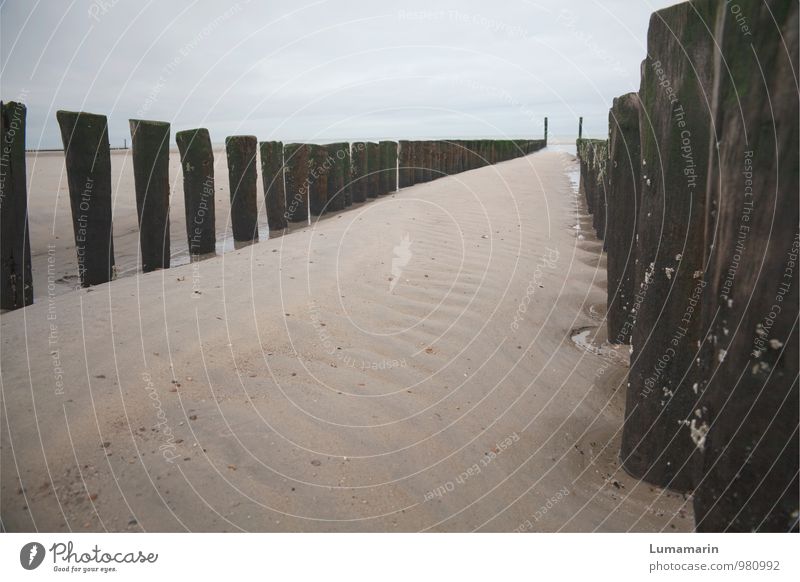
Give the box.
[692,0,798,532]
[590,140,608,242]
[378,141,392,195]
[56,110,115,286]
[413,141,424,184]
[387,141,397,192]
[605,94,641,345]
[343,143,353,207]
[389,141,398,192]
[175,128,216,256]
[308,144,329,217]
[431,142,441,179]
[324,142,347,212]
[422,141,433,182]
[576,139,592,213]
[398,140,411,188]
[367,142,380,198]
[620,1,718,492]
[225,135,258,242]
[129,119,171,272]
[283,143,309,223]
[350,142,368,203]
[0,101,33,308]
[259,141,287,232]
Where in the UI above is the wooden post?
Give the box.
[398,140,410,188]
[544,117,549,145]
[693,0,798,532]
[56,110,115,286]
[0,100,33,308]
[225,135,259,242]
[325,142,348,212]
[343,143,353,207]
[283,143,309,223]
[605,94,641,345]
[175,128,216,256]
[308,144,329,216]
[379,140,397,193]
[367,142,380,198]
[621,1,717,492]
[259,141,287,232]
[350,142,368,203]
[129,119,171,272]
[578,117,583,139]
[422,141,433,182]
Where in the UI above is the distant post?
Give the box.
[342,143,353,207]
[578,117,583,139]
[129,119,171,272]
[175,128,216,256]
[309,144,329,216]
[544,117,548,145]
[56,110,115,286]
[367,142,380,198]
[0,101,33,308]
[413,141,424,184]
[226,135,259,243]
[325,142,348,212]
[284,143,309,223]
[260,141,287,232]
[350,142,368,203]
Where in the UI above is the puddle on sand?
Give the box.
[570,326,630,366]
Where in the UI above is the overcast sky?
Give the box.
[2,0,677,148]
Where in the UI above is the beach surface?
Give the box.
[0,148,693,532]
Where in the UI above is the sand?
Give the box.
[23,147,275,301]
[0,148,693,532]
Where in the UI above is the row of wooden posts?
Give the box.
[578,0,797,532]
[0,102,547,310]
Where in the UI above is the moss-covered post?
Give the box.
[175,128,216,256]
[342,143,353,207]
[590,140,608,242]
[0,101,33,308]
[308,144,329,217]
[692,0,798,532]
[129,119,170,273]
[284,143,309,223]
[56,110,115,286]
[620,1,718,492]
[259,141,287,232]
[387,141,397,192]
[378,141,391,195]
[350,142,368,203]
[325,142,347,212]
[413,141,424,184]
[225,135,258,242]
[398,140,411,188]
[605,94,641,345]
[423,141,433,182]
[367,142,380,198]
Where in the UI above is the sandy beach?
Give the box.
[0,148,692,532]
[24,146,279,302]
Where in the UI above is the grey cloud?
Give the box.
[1,0,675,147]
